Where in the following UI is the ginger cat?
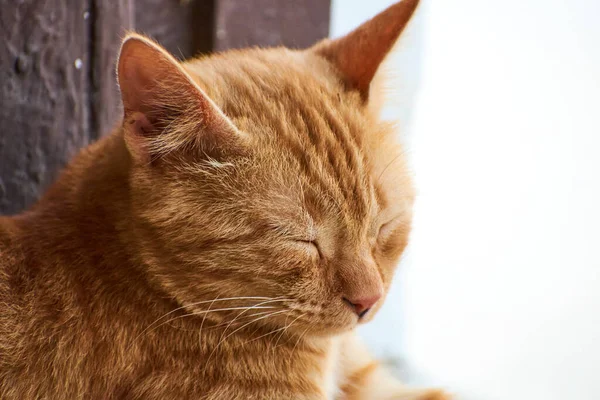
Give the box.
[0,1,449,398]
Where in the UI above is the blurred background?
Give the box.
[1,1,599,399]
[338,1,600,399]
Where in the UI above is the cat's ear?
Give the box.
[312,0,419,101]
[117,33,242,160]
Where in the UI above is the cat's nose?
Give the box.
[343,294,381,318]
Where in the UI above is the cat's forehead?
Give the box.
[185,49,383,227]
[185,48,365,129]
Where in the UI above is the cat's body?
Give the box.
[0,1,449,398]
[0,135,353,399]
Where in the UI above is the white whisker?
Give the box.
[153,306,278,333]
[204,310,276,332]
[291,325,311,358]
[199,294,221,341]
[217,298,292,344]
[204,309,289,370]
[273,313,305,350]
[134,296,276,343]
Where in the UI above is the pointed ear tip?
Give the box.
[380,0,420,22]
[120,34,156,55]
[117,34,166,78]
[396,0,421,17]
[396,0,420,9]
[117,38,137,81]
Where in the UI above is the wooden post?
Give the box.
[213,0,331,51]
[0,0,331,214]
[91,0,135,137]
[0,0,93,214]
[134,0,215,59]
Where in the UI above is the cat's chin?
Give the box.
[288,313,360,337]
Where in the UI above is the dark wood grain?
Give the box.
[213,0,331,51]
[91,0,134,138]
[135,0,215,60]
[0,0,90,214]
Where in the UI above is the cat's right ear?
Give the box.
[311,0,420,102]
[117,33,243,162]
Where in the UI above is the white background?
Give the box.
[331,1,600,399]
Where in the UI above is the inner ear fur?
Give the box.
[116,33,242,159]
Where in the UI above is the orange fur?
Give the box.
[0,1,449,398]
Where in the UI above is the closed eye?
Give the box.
[377,217,402,241]
[295,240,321,259]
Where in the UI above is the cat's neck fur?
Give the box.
[0,130,335,399]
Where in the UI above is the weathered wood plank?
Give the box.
[135,0,215,60]
[0,0,90,214]
[91,0,134,138]
[213,0,331,51]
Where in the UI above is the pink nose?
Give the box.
[343,294,381,318]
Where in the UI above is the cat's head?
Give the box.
[118,0,419,335]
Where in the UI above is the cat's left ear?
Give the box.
[312,0,420,101]
[117,33,243,161]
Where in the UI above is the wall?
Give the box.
[332,1,600,399]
